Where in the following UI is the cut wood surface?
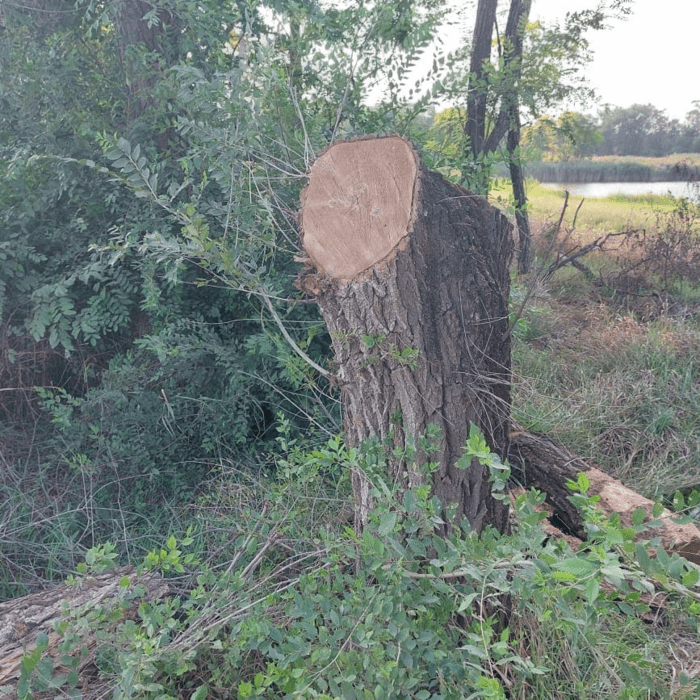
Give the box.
[0,566,168,698]
[299,135,513,533]
[301,138,417,280]
[509,426,700,562]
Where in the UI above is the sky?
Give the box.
[529,0,699,121]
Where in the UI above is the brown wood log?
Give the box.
[509,426,700,561]
[298,135,513,534]
[0,566,169,698]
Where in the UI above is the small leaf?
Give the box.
[191,684,208,700]
[584,577,600,604]
[577,472,590,493]
[682,567,699,587]
[554,557,595,579]
[631,507,647,527]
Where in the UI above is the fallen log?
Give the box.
[509,426,700,562]
[0,566,169,698]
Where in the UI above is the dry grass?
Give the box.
[511,215,700,502]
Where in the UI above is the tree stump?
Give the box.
[298,135,513,533]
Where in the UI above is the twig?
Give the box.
[505,192,571,341]
[260,288,330,378]
[543,229,640,281]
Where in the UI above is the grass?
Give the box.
[512,284,700,499]
[492,179,679,233]
[509,187,700,502]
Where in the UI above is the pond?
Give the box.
[539,181,697,200]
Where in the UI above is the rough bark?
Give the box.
[298,135,513,534]
[0,566,168,697]
[509,426,700,562]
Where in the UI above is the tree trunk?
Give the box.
[113,0,181,148]
[503,0,532,274]
[462,0,534,275]
[507,108,532,274]
[298,135,513,534]
[463,0,498,193]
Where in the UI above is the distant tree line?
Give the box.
[522,102,700,160]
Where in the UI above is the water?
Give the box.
[540,181,697,200]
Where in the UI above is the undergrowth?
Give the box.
[14,429,700,699]
[511,191,700,501]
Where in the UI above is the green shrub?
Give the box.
[23,432,700,699]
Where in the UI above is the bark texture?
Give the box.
[299,136,513,534]
[0,566,168,698]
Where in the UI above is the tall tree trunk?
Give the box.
[113,0,180,147]
[507,110,531,273]
[462,0,533,274]
[503,0,532,273]
[298,136,513,534]
[462,0,498,194]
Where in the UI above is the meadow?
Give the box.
[493,178,680,232]
[508,180,700,501]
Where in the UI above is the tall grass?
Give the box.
[522,156,700,184]
[511,194,700,502]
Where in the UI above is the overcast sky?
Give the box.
[530,0,699,121]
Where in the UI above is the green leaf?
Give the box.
[584,577,600,604]
[577,472,590,493]
[631,507,647,527]
[672,491,685,511]
[553,557,595,579]
[635,542,653,573]
[377,511,397,537]
[191,685,208,700]
[682,567,699,587]
[601,564,627,581]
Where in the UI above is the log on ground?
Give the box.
[0,566,169,698]
[509,426,700,562]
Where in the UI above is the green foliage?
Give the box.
[24,433,700,699]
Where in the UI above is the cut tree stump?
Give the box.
[298,135,513,533]
[0,566,169,698]
[509,426,700,563]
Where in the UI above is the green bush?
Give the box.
[21,432,700,699]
